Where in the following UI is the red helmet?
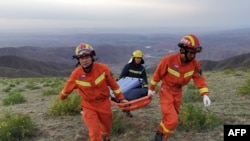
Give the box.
[75,43,96,57]
[178,34,202,53]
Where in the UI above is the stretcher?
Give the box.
[110,77,152,111]
[110,94,152,111]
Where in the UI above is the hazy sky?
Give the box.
[0,0,249,33]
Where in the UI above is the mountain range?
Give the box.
[0,28,250,77]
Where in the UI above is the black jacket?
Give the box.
[119,62,148,88]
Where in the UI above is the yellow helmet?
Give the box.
[132,50,143,58]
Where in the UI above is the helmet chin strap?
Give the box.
[84,56,95,73]
[180,48,193,63]
[185,55,192,63]
[82,62,93,73]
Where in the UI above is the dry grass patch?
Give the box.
[0,69,249,141]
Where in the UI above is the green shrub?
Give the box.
[187,82,196,89]
[183,82,201,103]
[48,93,81,116]
[25,83,40,90]
[178,104,221,131]
[13,88,25,93]
[8,83,16,88]
[183,89,201,103]
[223,69,235,74]
[0,110,35,141]
[42,88,61,96]
[236,79,250,95]
[41,78,66,87]
[2,86,11,93]
[111,111,127,135]
[2,91,26,105]
[0,79,8,85]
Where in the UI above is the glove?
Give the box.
[203,95,211,107]
[148,89,155,96]
[59,93,67,100]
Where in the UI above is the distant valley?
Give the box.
[0,28,250,77]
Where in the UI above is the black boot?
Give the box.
[122,110,133,118]
[154,131,163,141]
[102,135,110,141]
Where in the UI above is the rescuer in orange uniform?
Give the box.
[59,43,128,141]
[148,34,211,141]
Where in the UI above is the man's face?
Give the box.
[77,54,92,68]
[180,48,197,63]
[134,57,142,64]
[186,49,196,61]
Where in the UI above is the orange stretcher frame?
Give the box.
[110,95,152,111]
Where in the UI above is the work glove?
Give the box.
[203,95,211,107]
[148,89,155,96]
[59,93,67,100]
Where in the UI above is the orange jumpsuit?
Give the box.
[61,62,124,141]
[149,53,209,137]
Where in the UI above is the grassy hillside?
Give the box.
[0,69,250,141]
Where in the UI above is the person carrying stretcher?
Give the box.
[59,43,128,141]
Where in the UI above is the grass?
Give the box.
[0,69,250,141]
[0,109,35,141]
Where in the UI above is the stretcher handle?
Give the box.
[110,94,152,111]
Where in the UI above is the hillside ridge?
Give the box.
[1,52,250,78]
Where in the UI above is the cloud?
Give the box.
[0,0,249,33]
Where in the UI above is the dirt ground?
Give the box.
[0,70,250,141]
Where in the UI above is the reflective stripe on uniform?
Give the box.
[129,69,142,75]
[113,88,122,95]
[150,79,157,86]
[160,121,174,134]
[168,67,194,78]
[75,80,91,87]
[199,87,209,94]
[184,71,194,78]
[167,67,180,77]
[95,72,105,85]
[75,72,106,87]
[61,90,68,96]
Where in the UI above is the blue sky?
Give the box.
[0,0,249,34]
